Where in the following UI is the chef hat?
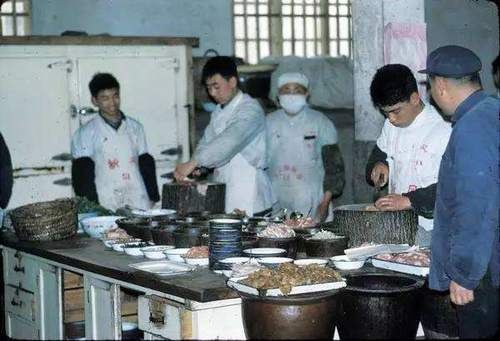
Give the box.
[277,72,309,90]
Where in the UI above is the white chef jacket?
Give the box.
[377,102,452,231]
[266,106,338,218]
[71,115,151,211]
[193,91,275,215]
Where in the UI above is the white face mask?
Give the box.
[279,94,307,115]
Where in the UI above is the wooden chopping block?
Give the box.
[162,181,225,215]
[330,203,418,247]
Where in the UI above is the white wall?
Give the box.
[31,0,234,57]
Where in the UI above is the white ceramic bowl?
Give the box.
[140,245,175,260]
[122,321,138,332]
[243,248,287,258]
[257,257,294,268]
[164,248,190,262]
[113,241,143,253]
[330,255,365,270]
[123,243,149,257]
[293,258,329,267]
[184,257,209,266]
[80,216,124,239]
[131,208,176,217]
[219,257,251,266]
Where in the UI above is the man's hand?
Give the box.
[449,280,474,305]
[315,191,332,222]
[371,162,389,187]
[174,160,198,183]
[375,194,411,211]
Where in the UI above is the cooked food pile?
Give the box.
[185,246,209,259]
[311,229,343,240]
[103,227,130,240]
[231,263,263,278]
[242,263,342,294]
[375,250,430,267]
[258,223,296,238]
[284,216,316,229]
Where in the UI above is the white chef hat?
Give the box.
[277,72,309,90]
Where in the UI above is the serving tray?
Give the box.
[371,258,429,277]
[129,260,196,276]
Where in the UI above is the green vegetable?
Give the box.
[74,196,114,215]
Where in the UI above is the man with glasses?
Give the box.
[365,64,451,247]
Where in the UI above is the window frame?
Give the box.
[0,0,31,36]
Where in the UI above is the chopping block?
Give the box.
[162,181,225,215]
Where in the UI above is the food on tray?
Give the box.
[184,246,209,258]
[103,227,130,240]
[284,216,316,229]
[258,223,296,238]
[242,263,342,294]
[231,263,263,278]
[374,249,430,267]
[310,230,343,240]
[364,204,379,211]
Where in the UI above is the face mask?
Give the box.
[279,94,307,115]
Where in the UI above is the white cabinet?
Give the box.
[0,36,196,208]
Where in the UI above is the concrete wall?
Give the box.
[31,0,234,57]
[425,0,499,95]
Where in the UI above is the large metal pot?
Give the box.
[331,204,418,247]
[240,291,339,339]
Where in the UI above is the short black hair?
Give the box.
[370,64,418,108]
[201,56,238,84]
[89,73,120,97]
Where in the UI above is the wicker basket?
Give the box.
[10,198,78,241]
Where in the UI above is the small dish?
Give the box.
[103,238,141,249]
[123,242,149,256]
[164,248,190,262]
[243,248,287,258]
[257,257,294,269]
[330,255,365,270]
[80,216,125,239]
[184,257,209,266]
[140,245,175,260]
[293,258,328,267]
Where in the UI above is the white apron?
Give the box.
[268,112,325,218]
[211,95,266,215]
[93,118,151,211]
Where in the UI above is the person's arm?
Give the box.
[138,153,160,202]
[71,157,98,203]
[366,145,388,186]
[322,144,345,198]
[0,133,13,209]
[402,184,436,219]
[193,105,265,168]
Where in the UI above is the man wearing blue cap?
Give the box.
[422,45,499,338]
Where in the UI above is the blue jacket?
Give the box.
[430,90,499,291]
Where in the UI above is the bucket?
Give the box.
[304,236,348,258]
[240,291,339,339]
[337,273,424,339]
[258,236,298,259]
[420,284,459,338]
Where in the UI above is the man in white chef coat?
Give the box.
[174,56,275,216]
[266,73,345,222]
[71,73,159,211]
[366,64,452,246]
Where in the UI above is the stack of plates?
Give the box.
[209,218,243,270]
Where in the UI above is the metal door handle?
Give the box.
[11,298,23,307]
[51,152,72,161]
[53,177,72,186]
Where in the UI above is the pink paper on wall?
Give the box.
[384,22,427,97]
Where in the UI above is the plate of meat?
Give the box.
[372,249,430,277]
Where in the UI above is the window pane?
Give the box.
[248,41,258,64]
[247,16,257,39]
[329,5,337,15]
[305,0,315,4]
[260,40,270,59]
[294,41,304,56]
[305,5,314,15]
[235,41,247,61]
[340,40,350,56]
[16,16,27,35]
[282,4,292,15]
[234,4,245,14]
[17,0,28,13]
[338,0,349,4]
[283,41,292,55]
[282,16,292,39]
[316,17,322,39]
[305,17,315,39]
[339,17,349,38]
[317,42,322,55]
[234,17,246,39]
[294,17,304,39]
[329,17,338,38]
[282,0,291,4]
[1,2,12,13]
[329,41,338,56]
[1,16,14,35]
[258,4,268,14]
[339,4,348,16]
[259,16,268,39]
[306,41,315,57]
[293,5,304,15]
[246,3,256,15]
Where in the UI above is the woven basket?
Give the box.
[10,198,77,241]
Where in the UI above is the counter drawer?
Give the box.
[3,249,38,292]
[5,284,37,322]
[5,311,39,340]
[138,295,189,339]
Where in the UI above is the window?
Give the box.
[0,0,31,36]
[234,0,352,64]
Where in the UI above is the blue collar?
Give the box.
[452,90,487,125]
